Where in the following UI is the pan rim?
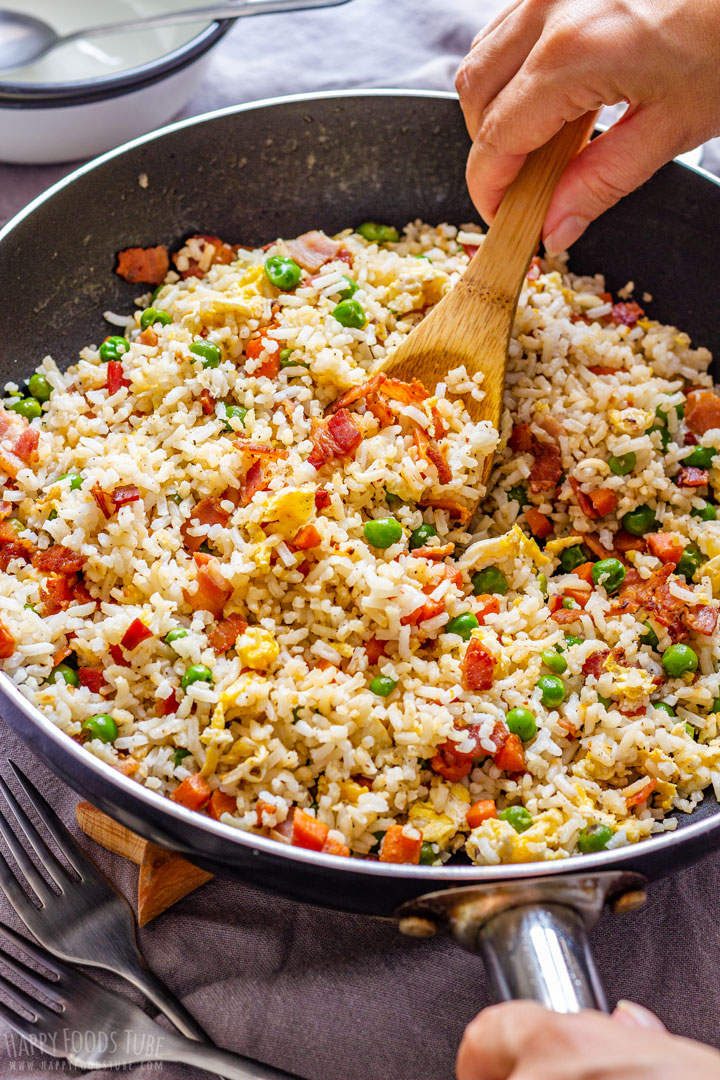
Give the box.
[1,88,719,885]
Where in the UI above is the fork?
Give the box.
[0,921,298,1077]
[0,758,209,1040]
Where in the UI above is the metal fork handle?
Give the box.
[157,1031,302,1079]
[59,0,351,45]
[116,956,211,1042]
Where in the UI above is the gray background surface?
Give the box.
[0,2,719,1077]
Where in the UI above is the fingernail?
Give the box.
[544,215,589,256]
[612,1000,666,1031]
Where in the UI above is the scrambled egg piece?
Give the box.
[545,534,585,559]
[466,809,568,864]
[605,658,657,703]
[206,264,265,317]
[261,490,315,540]
[459,525,550,572]
[236,628,279,671]
[608,407,653,435]
[408,801,456,845]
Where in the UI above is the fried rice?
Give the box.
[0,220,719,866]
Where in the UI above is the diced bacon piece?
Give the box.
[173,235,235,280]
[431,719,504,780]
[78,668,106,693]
[90,483,114,517]
[685,389,720,435]
[120,618,153,652]
[240,460,265,506]
[588,489,618,517]
[419,496,472,524]
[330,374,385,414]
[625,777,657,808]
[314,490,331,511]
[105,361,130,395]
[685,605,718,636]
[285,230,340,271]
[677,466,709,487]
[109,643,131,668]
[33,545,86,574]
[425,440,452,485]
[200,389,216,415]
[494,733,526,773]
[0,406,39,477]
[647,533,684,565]
[291,524,321,550]
[52,645,72,667]
[462,637,495,691]
[365,637,386,664]
[183,554,231,618]
[379,824,422,865]
[308,408,362,469]
[525,507,553,538]
[612,563,696,641]
[208,613,248,653]
[608,301,644,327]
[588,365,618,376]
[431,405,447,440]
[236,442,288,460]
[292,807,330,851]
[156,690,179,716]
[380,377,429,405]
[582,648,610,678]
[180,497,230,553]
[0,621,15,658]
[208,789,237,821]
[171,774,211,811]
[0,501,11,521]
[411,542,456,561]
[115,245,169,285]
[14,428,39,463]
[0,541,31,571]
[112,485,140,510]
[509,423,533,452]
[551,607,589,625]
[529,439,563,494]
[40,575,77,615]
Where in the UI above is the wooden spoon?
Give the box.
[378,113,597,483]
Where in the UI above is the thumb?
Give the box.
[612,1000,667,1032]
[542,105,677,254]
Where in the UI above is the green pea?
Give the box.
[332,299,367,329]
[82,714,118,743]
[691,503,717,521]
[445,613,480,641]
[591,558,626,593]
[173,747,191,767]
[684,446,716,469]
[99,336,129,363]
[264,255,302,291]
[357,222,399,244]
[537,674,566,708]
[676,544,704,582]
[713,698,720,714]
[608,451,636,476]
[140,308,171,330]
[221,404,248,431]
[337,276,359,301]
[418,841,438,865]
[409,523,437,550]
[181,664,214,691]
[562,598,579,610]
[471,566,508,596]
[364,517,402,549]
[565,635,583,646]
[279,348,307,369]
[685,722,696,739]
[507,484,528,507]
[48,510,58,521]
[577,823,613,853]
[165,628,189,648]
[640,621,659,649]
[28,373,52,402]
[541,648,567,674]
[597,694,612,708]
[621,505,657,537]
[559,545,588,573]
[369,675,397,697]
[653,702,676,717]
[59,472,83,491]
[506,707,537,741]
[189,340,222,368]
[661,643,699,678]
[23,603,36,612]
[49,663,79,688]
[498,806,533,833]
[9,398,41,421]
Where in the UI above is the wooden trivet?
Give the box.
[76,802,214,926]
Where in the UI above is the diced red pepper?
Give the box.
[78,668,107,693]
[120,618,153,651]
[105,362,130,395]
[462,637,495,691]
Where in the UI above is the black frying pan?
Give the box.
[0,90,719,1013]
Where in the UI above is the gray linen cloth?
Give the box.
[0,2,719,1077]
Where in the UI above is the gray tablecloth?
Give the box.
[1,3,719,1077]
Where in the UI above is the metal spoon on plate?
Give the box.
[0,0,350,73]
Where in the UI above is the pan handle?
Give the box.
[396,870,647,1013]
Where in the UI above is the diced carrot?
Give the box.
[588,489,618,517]
[401,597,446,626]
[466,799,498,829]
[525,507,553,539]
[0,621,15,659]
[255,799,277,826]
[474,595,500,625]
[564,586,590,608]
[292,807,329,851]
[245,337,280,378]
[365,636,386,664]
[321,835,351,857]
[548,595,562,614]
[574,561,595,584]
[625,778,657,809]
[171,774,211,811]
[52,645,72,667]
[494,733,526,773]
[208,789,237,820]
[647,533,684,565]
[291,523,321,550]
[378,824,422,864]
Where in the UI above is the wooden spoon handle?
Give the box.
[466,112,598,299]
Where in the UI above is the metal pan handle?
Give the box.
[396,870,647,1013]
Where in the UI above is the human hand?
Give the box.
[455,0,720,253]
[456,1000,720,1079]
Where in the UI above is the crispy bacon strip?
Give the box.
[608,301,644,327]
[0,407,39,477]
[120,618,153,651]
[612,530,647,556]
[285,230,340,271]
[240,460,266,506]
[462,637,495,691]
[529,439,563,494]
[308,409,362,470]
[685,389,720,435]
[677,466,709,487]
[236,442,288,460]
[411,543,455,560]
[611,563,716,641]
[180,497,230,553]
[90,483,114,517]
[419,496,473,524]
[116,245,169,285]
[173,234,236,280]
[105,362,130,395]
[582,648,610,678]
[183,553,232,618]
[33,545,85,574]
[200,389,216,415]
[208,612,248,654]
